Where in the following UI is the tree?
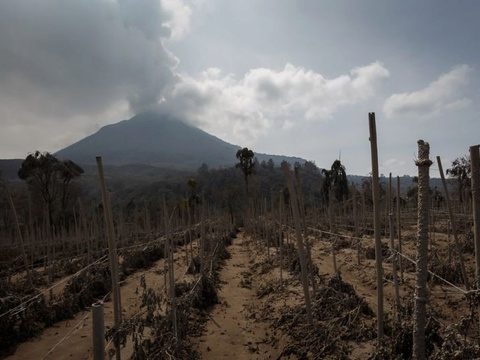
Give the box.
[18,151,61,226]
[431,186,444,209]
[406,176,419,205]
[187,178,199,211]
[446,156,471,203]
[18,151,83,227]
[321,159,349,205]
[266,158,275,170]
[58,159,84,216]
[236,147,255,195]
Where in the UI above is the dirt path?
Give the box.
[195,232,282,359]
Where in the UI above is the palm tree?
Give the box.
[321,159,349,206]
[236,147,255,196]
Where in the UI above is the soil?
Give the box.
[5,219,476,359]
[5,241,195,360]
[193,232,285,359]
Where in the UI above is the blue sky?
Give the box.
[0,0,478,175]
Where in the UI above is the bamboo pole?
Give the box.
[200,198,206,275]
[328,189,338,275]
[278,194,284,287]
[163,200,169,296]
[96,156,122,360]
[92,301,105,360]
[167,212,178,341]
[282,164,313,324]
[368,112,384,343]
[437,156,470,290]
[4,182,33,288]
[361,190,366,229]
[294,171,317,294]
[470,145,480,287]
[388,173,401,320]
[396,176,404,283]
[353,187,361,265]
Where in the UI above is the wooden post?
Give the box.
[361,190,366,229]
[4,182,33,288]
[163,199,169,296]
[328,188,338,275]
[396,176,404,283]
[388,173,401,320]
[168,228,178,340]
[96,156,122,360]
[278,194,284,287]
[413,140,432,360]
[470,145,480,288]
[282,164,313,324]
[437,156,470,290]
[353,186,361,265]
[92,301,105,360]
[265,197,270,260]
[187,201,193,266]
[294,171,317,295]
[368,112,384,343]
[200,199,206,275]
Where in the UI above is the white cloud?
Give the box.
[165,62,389,145]
[383,64,472,118]
[161,0,193,40]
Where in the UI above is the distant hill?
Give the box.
[0,159,23,181]
[0,112,456,194]
[347,174,456,194]
[55,111,306,169]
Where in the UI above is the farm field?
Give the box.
[1,3,479,359]
[2,145,480,360]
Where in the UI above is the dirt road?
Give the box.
[195,232,283,359]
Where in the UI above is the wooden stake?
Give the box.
[437,156,470,290]
[92,301,105,360]
[282,164,313,324]
[353,187,361,265]
[4,182,33,288]
[328,189,338,275]
[368,112,384,343]
[470,145,480,288]
[167,212,178,340]
[96,156,122,360]
[388,173,401,320]
[396,176,404,283]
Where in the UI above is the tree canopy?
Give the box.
[321,159,349,205]
[236,147,255,195]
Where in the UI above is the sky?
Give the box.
[0,0,478,176]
